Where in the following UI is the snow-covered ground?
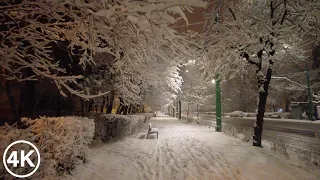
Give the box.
[245,116,320,124]
[67,114,320,180]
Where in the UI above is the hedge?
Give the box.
[93,114,148,142]
[0,116,94,180]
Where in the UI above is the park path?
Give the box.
[67,114,320,180]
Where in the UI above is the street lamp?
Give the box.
[214,75,222,132]
[212,79,216,84]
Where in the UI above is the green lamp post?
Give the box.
[306,62,314,121]
[214,74,222,132]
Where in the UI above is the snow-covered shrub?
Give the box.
[94,114,146,142]
[280,113,291,119]
[246,113,256,117]
[263,112,292,119]
[135,113,154,123]
[236,133,245,140]
[222,127,238,137]
[223,113,231,117]
[297,145,320,166]
[230,127,238,137]
[265,112,278,118]
[182,116,194,123]
[271,138,289,158]
[229,111,245,118]
[241,128,253,142]
[126,115,146,133]
[222,127,231,136]
[187,117,195,123]
[198,120,213,127]
[0,116,94,179]
[144,113,154,120]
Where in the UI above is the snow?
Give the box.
[1,0,206,101]
[245,117,320,124]
[66,114,320,180]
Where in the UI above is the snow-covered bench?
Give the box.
[147,122,158,139]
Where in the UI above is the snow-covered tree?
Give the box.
[203,0,320,147]
[221,71,257,112]
[180,59,213,117]
[0,0,206,100]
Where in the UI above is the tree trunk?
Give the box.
[21,81,36,118]
[117,97,125,114]
[196,104,199,120]
[5,81,19,123]
[178,100,181,119]
[56,93,61,117]
[106,90,115,114]
[285,97,290,112]
[173,105,175,118]
[18,84,25,117]
[240,77,244,111]
[253,67,272,147]
[123,106,128,115]
[105,96,108,113]
[35,94,40,116]
[128,105,132,114]
[242,42,274,147]
[80,98,85,116]
[187,105,190,117]
[117,105,122,114]
[100,97,106,113]
[132,105,135,114]
[86,99,94,116]
[116,105,122,114]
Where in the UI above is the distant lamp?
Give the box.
[185,70,189,73]
[212,79,216,84]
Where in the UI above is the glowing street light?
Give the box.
[212,79,216,84]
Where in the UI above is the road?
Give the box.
[184,113,320,155]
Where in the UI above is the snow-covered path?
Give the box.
[68,114,320,180]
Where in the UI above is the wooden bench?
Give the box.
[147,122,158,139]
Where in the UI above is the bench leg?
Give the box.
[157,132,158,139]
[146,133,149,139]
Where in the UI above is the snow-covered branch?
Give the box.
[0,0,207,100]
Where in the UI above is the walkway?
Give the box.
[68,114,320,180]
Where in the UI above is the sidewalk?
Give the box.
[67,114,320,180]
